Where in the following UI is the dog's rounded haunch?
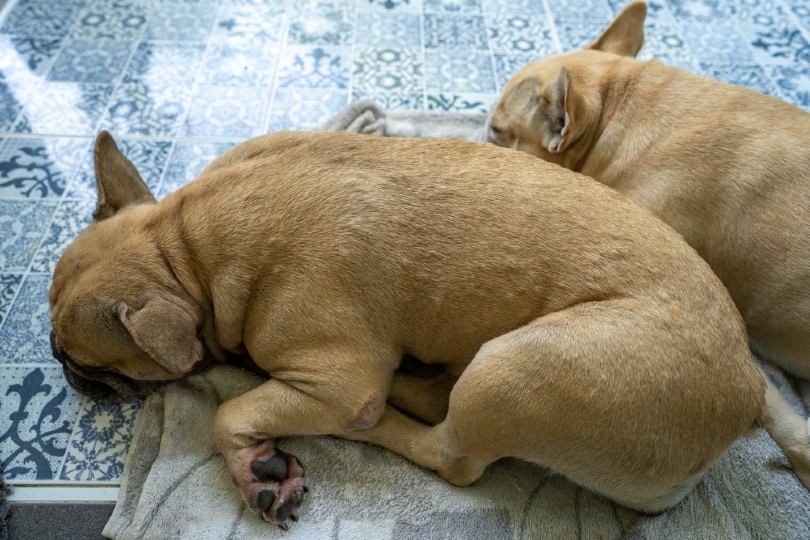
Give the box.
[487,0,810,491]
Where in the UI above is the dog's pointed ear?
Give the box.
[585,1,647,57]
[117,296,203,375]
[93,131,157,221]
[545,67,578,154]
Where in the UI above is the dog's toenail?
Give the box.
[290,513,298,522]
[278,523,289,531]
[303,486,309,493]
[275,498,294,522]
[257,489,276,512]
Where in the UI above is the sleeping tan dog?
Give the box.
[488,0,810,487]
[50,130,799,529]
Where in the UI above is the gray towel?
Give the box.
[103,103,810,539]
[322,100,488,141]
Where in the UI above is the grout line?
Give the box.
[56,393,89,481]
[0,0,20,22]
[8,485,119,502]
[260,0,294,133]
[347,0,357,110]
[776,0,810,50]
[418,0,428,108]
[540,0,563,53]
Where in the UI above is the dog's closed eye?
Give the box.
[487,124,504,144]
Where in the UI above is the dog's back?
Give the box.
[173,131,765,465]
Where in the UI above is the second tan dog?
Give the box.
[50,130,797,528]
[488,0,810,488]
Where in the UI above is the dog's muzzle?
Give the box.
[50,330,157,402]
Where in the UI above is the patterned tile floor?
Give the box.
[1,0,809,499]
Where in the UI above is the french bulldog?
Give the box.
[49,130,798,529]
[488,0,810,490]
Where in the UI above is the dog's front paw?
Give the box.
[235,440,307,530]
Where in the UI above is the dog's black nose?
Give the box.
[50,330,66,364]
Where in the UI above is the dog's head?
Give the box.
[49,131,206,401]
[487,1,647,168]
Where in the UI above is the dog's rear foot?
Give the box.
[235,440,307,529]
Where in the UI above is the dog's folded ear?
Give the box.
[93,130,157,221]
[585,0,646,57]
[117,295,203,376]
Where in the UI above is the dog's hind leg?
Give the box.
[388,372,457,425]
[346,300,763,512]
[761,374,810,488]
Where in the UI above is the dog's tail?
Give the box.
[757,371,810,490]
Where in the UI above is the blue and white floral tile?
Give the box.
[424,13,488,48]
[554,17,615,50]
[363,0,423,11]
[354,11,422,48]
[482,0,544,16]
[47,38,134,84]
[424,49,495,93]
[0,0,87,38]
[353,47,424,107]
[288,0,355,46]
[277,46,352,89]
[0,82,25,132]
[182,85,270,138]
[158,141,236,198]
[122,41,205,86]
[789,4,810,32]
[0,137,89,199]
[492,52,545,88]
[14,82,114,136]
[680,21,755,63]
[0,367,84,481]
[628,0,676,23]
[666,0,732,22]
[426,93,492,112]
[68,139,171,199]
[101,79,193,137]
[0,35,63,81]
[0,274,54,363]
[200,42,279,87]
[698,62,780,98]
[59,398,142,481]
[424,0,481,13]
[213,2,286,47]
[731,3,810,65]
[70,0,151,42]
[487,14,557,55]
[0,200,58,273]
[637,19,699,71]
[145,2,218,42]
[766,65,810,110]
[547,0,615,23]
[0,274,23,327]
[266,88,349,132]
[29,199,95,275]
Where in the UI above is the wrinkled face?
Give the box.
[486,54,574,168]
[486,0,649,168]
[48,131,205,401]
[49,223,165,401]
[49,329,159,402]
